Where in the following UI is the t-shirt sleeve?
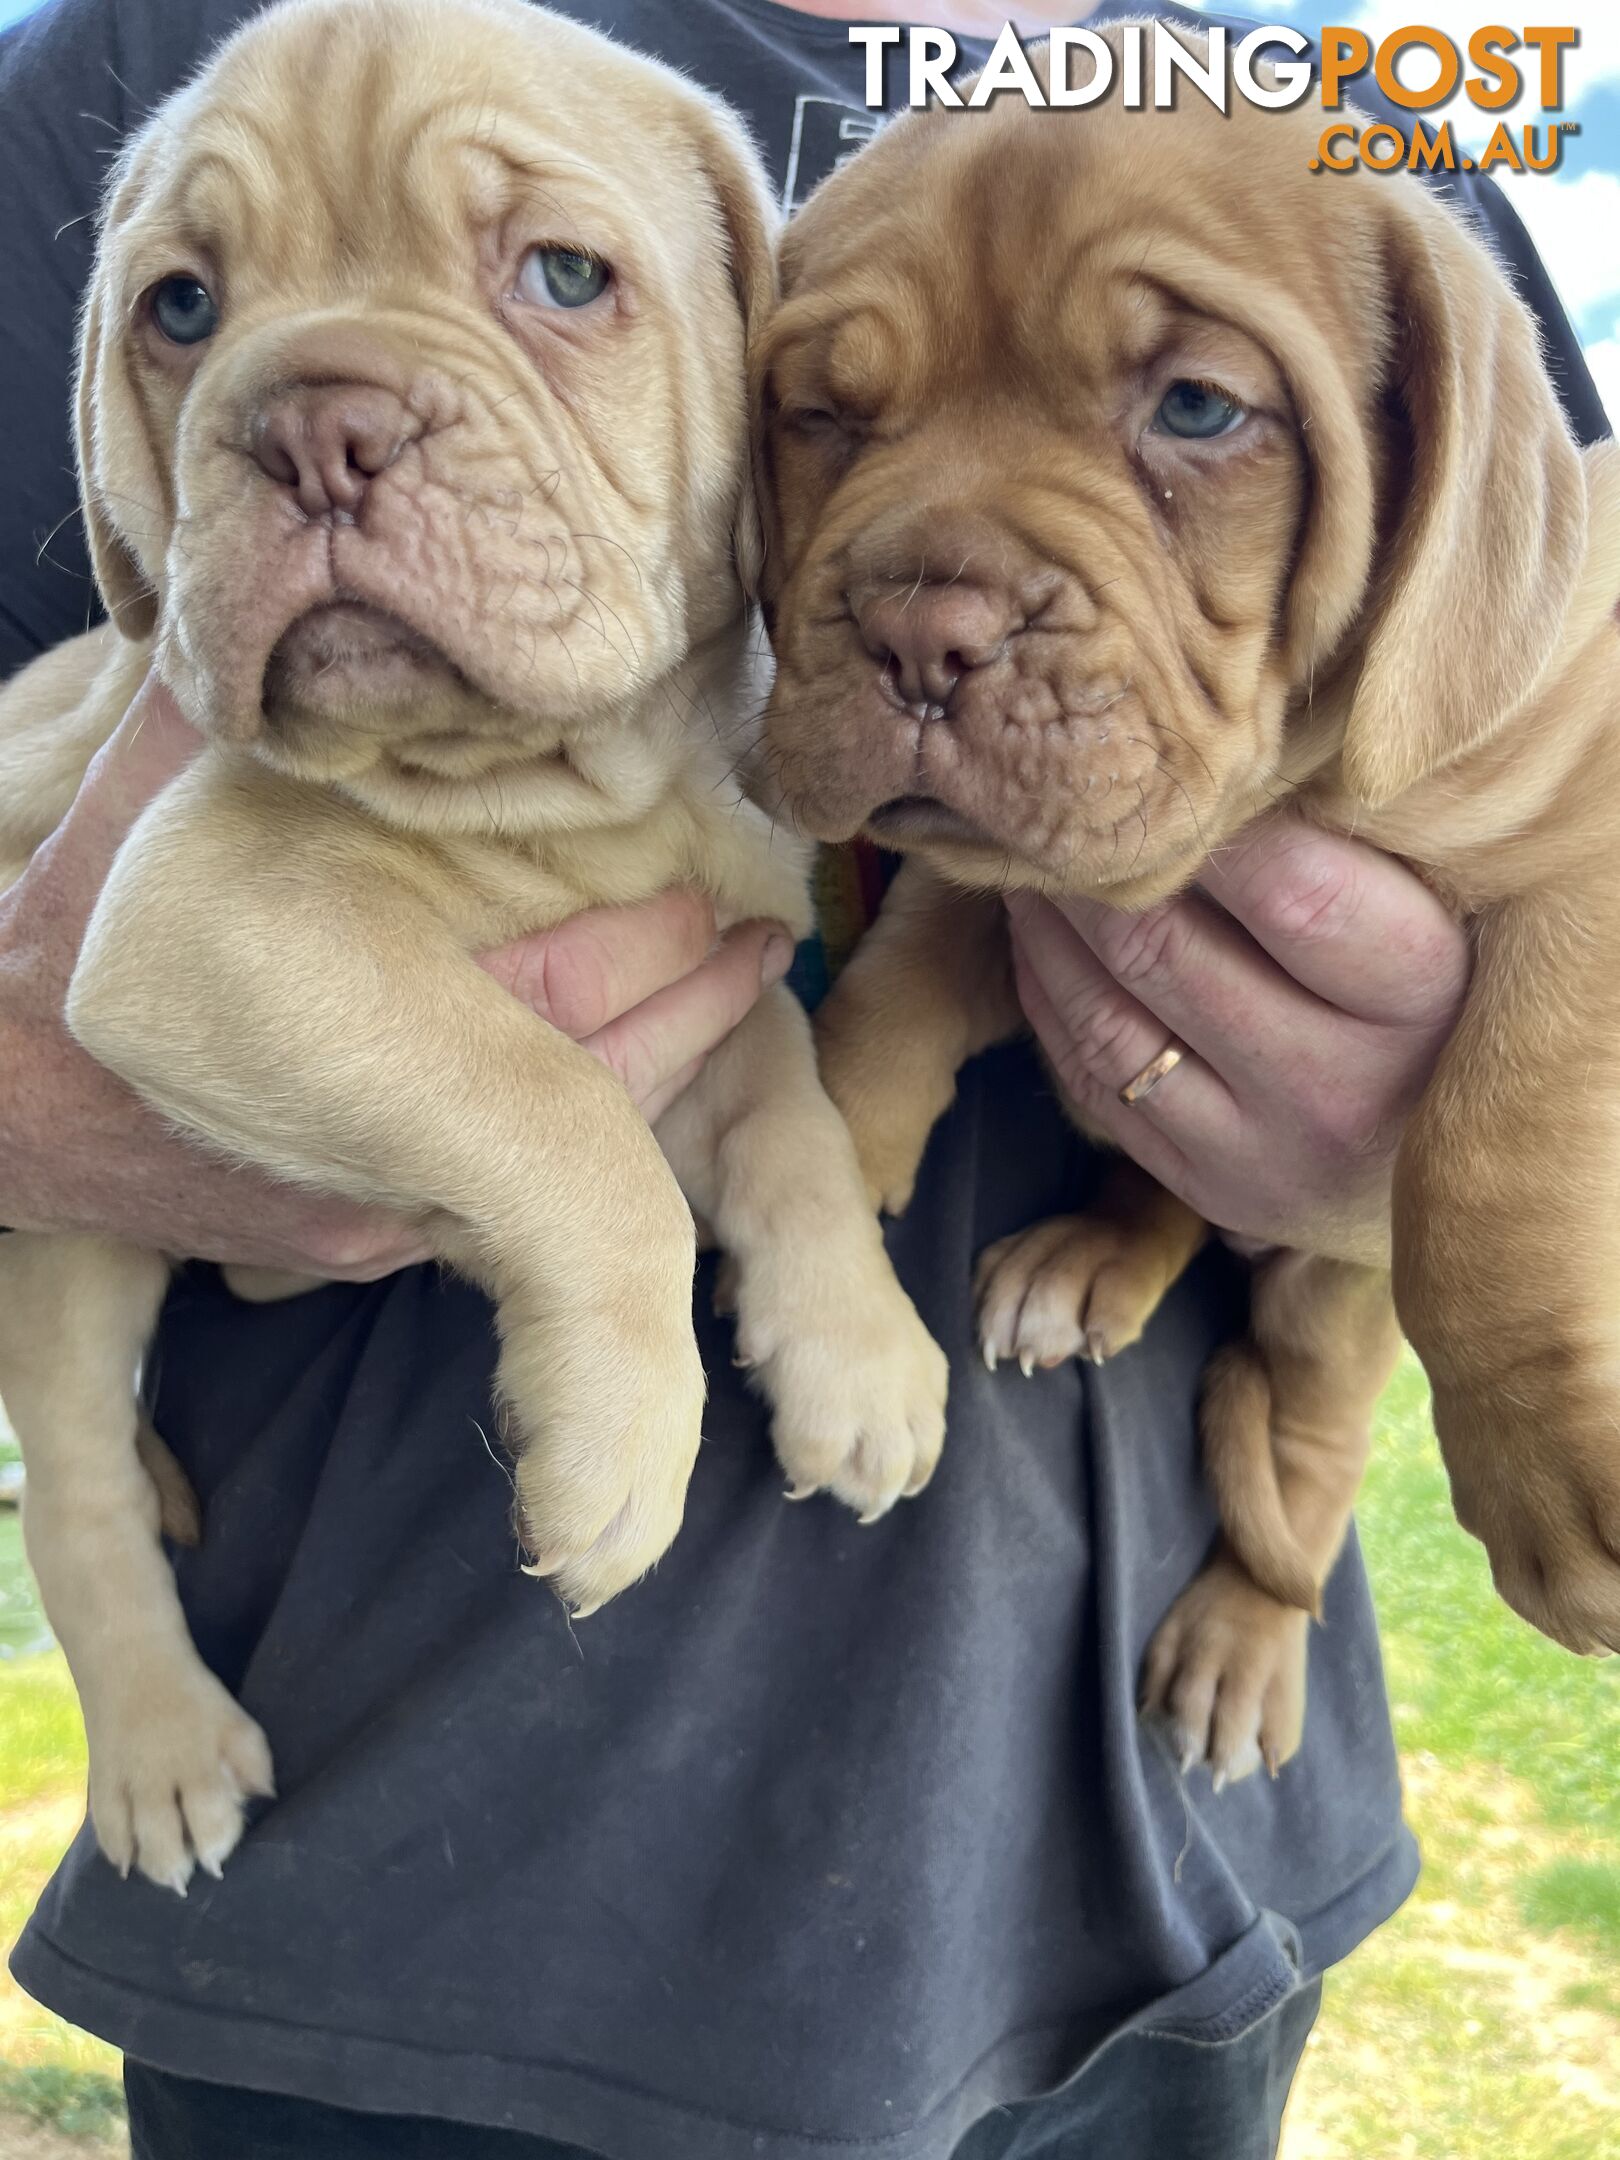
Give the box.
[0,0,238,679]
[0,0,126,676]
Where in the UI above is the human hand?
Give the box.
[0,676,789,1275]
[1004,814,1471,1266]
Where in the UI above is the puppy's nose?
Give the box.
[852,580,1020,709]
[249,384,419,518]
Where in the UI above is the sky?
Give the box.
[1201,3,1620,421]
[0,0,1613,420]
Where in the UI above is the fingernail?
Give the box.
[761,932,794,987]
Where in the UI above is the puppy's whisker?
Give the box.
[1129,784,1151,874]
[1124,734,1211,857]
[35,504,88,570]
[546,623,583,695]
[568,531,644,592]
[560,578,640,670]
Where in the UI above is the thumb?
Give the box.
[29,674,202,918]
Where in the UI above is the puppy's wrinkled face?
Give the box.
[756,51,1583,902]
[83,0,771,832]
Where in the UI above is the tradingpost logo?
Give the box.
[851,23,1583,175]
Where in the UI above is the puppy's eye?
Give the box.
[1154,381,1245,439]
[517,245,611,310]
[784,404,857,444]
[149,275,219,346]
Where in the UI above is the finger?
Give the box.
[191,1177,436,1280]
[640,1054,708,1129]
[478,890,720,1040]
[1032,883,1369,1101]
[1006,899,1237,1172]
[582,921,794,1111]
[311,1224,437,1281]
[1197,813,1470,1029]
[1009,934,1197,1201]
[29,676,202,908]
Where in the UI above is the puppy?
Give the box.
[754,30,1620,1781]
[0,0,946,1892]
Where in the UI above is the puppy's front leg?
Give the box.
[68,770,705,1616]
[0,1233,274,1890]
[815,862,1023,1215]
[658,986,949,1517]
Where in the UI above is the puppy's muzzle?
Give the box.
[249,382,423,521]
[850,575,1023,716]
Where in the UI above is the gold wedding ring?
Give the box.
[1119,1042,1185,1106]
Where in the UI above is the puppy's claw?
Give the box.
[983,1343,999,1374]
[1211,1768,1228,1796]
[568,1596,605,1622]
[784,1481,820,1504]
[1082,1330,1109,1366]
[1018,1350,1036,1379]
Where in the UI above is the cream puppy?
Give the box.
[0,0,946,1893]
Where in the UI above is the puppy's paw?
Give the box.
[974,1213,1171,1375]
[503,1317,707,1619]
[1139,1554,1310,1789]
[87,1667,274,1894]
[738,1246,949,1521]
[1436,1381,1620,1655]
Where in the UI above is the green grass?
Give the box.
[1289,1356,1620,2159]
[0,2064,126,2142]
[0,1515,52,1662]
[1519,1856,1620,1962]
[1358,1358,1620,1844]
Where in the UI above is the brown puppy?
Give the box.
[755,30,1620,1779]
[0,0,947,1891]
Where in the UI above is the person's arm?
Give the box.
[0,680,789,1272]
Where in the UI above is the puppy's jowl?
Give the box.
[759,30,1620,1779]
[0,0,945,1892]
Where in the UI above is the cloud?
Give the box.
[1488,165,1620,325]
[1343,5,1618,117]
[1583,322,1620,427]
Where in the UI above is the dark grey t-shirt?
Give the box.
[0,4,1606,2157]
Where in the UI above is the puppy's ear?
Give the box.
[72,182,172,648]
[1340,189,1587,806]
[74,217,163,642]
[686,99,780,599]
